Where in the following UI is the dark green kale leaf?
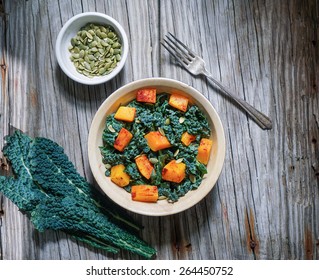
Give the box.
[102,114,124,146]
[30,196,155,258]
[0,131,156,259]
[184,105,211,137]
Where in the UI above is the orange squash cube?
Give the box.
[196,138,213,165]
[144,131,171,152]
[161,160,186,183]
[114,106,136,122]
[131,185,158,202]
[114,127,133,152]
[136,88,157,103]
[110,164,130,187]
[168,93,189,112]
[135,154,154,179]
[181,131,196,146]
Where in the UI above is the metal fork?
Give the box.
[161,32,272,130]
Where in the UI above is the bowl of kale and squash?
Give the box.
[88,77,226,216]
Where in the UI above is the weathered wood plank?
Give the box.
[160,0,318,260]
[0,0,318,260]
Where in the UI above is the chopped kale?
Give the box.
[101,93,211,202]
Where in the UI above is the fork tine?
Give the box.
[165,34,193,61]
[161,39,189,67]
[167,32,197,57]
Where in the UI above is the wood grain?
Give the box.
[0,0,318,260]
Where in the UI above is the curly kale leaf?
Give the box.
[0,131,155,259]
[0,176,46,213]
[184,105,211,137]
[102,114,124,146]
[30,196,155,258]
[125,163,142,181]
[100,146,127,165]
[29,137,93,198]
[0,132,47,212]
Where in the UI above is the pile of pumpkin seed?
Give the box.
[68,23,122,77]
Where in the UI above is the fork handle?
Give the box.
[204,72,272,130]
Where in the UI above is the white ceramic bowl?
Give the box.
[55,12,128,85]
[88,78,226,216]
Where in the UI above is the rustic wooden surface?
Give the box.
[0,0,318,260]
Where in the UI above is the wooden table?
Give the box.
[0,0,318,260]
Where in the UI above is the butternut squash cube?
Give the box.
[135,154,154,179]
[168,93,189,112]
[131,185,158,202]
[161,160,186,183]
[136,88,157,103]
[114,127,133,152]
[114,106,136,122]
[181,131,196,146]
[196,138,213,165]
[144,131,171,152]
[110,164,130,187]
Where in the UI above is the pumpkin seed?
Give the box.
[78,44,88,50]
[88,54,96,61]
[149,158,159,164]
[100,40,108,47]
[86,31,93,40]
[107,125,116,133]
[108,32,115,38]
[104,62,112,69]
[112,42,120,48]
[179,117,186,123]
[90,41,98,48]
[151,169,156,178]
[90,47,98,53]
[113,48,121,55]
[100,32,107,38]
[165,118,170,125]
[73,46,80,53]
[189,174,196,183]
[105,163,112,170]
[84,55,91,63]
[173,149,180,157]
[79,50,85,58]
[71,38,77,46]
[68,22,122,78]
[104,69,114,75]
[84,61,91,71]
[115,54,121,61]
[99,67,107,75]
[175,158,184,163]
[105,38,113,44]
[111,60,117,68]
[158,127,165,136]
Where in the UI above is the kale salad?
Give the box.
[100,88,213,203]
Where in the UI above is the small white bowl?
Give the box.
[88,78,226,216]
[55,12,128,85]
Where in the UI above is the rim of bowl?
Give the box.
[88,77,226,216]
[55,12,129,85]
